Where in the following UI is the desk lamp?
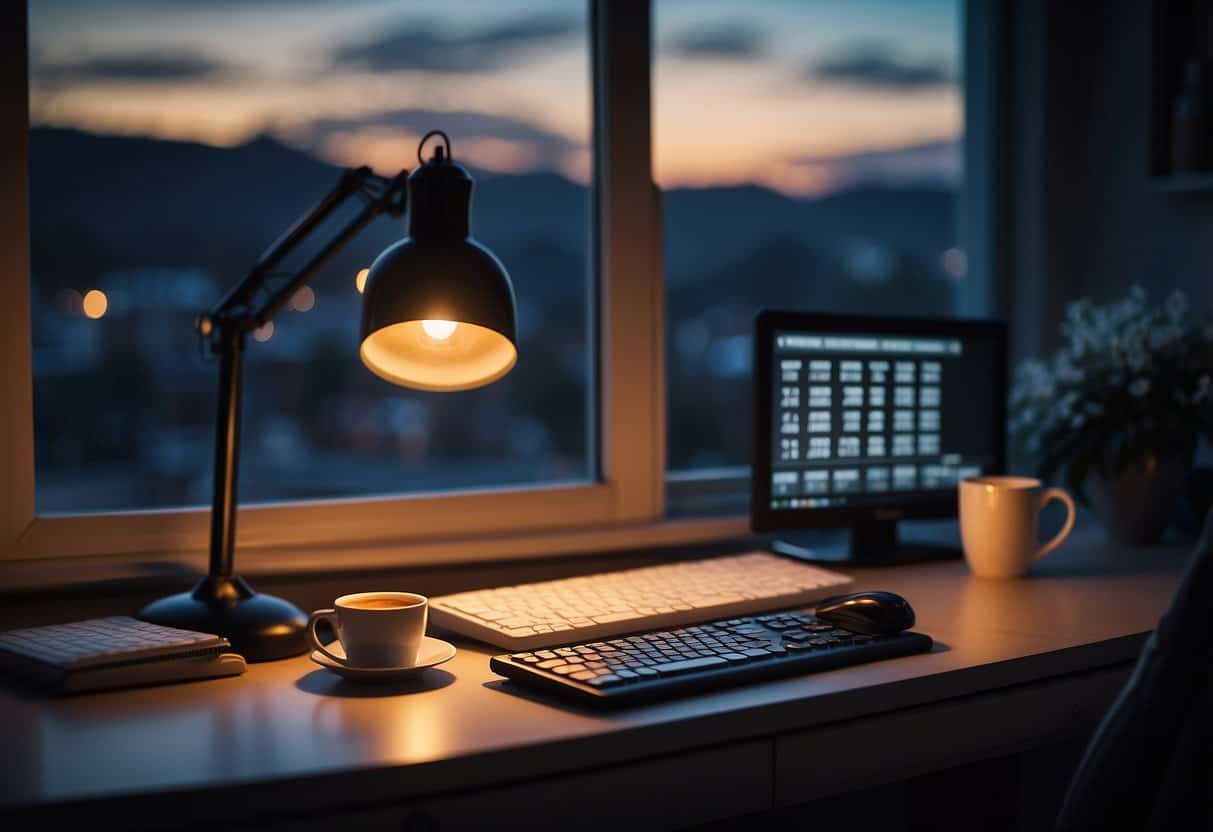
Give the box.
[139,131,517,661]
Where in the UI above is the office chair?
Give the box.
[1054,509,1212,831]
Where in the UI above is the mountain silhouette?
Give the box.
[30,126,955,293]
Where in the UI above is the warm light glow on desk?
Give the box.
[82,289,108,319]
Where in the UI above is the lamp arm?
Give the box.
[203,166,409,340]
[199,164,407,581]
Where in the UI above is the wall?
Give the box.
[1009,0,1213,356]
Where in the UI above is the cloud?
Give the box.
[306,108,579,156]
[809,43,953,91]
[333,15,580,74]
[298,108,587,178]
[670,23,766,60]
[790,139,960,189]
[34,51,233,84]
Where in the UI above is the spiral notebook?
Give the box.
[0,616,246,694]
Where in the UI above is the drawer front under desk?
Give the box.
[250,740,772,832]
[773,664,1131,806]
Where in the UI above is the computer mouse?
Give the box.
[815,591,916,635]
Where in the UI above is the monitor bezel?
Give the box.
[751,310,1008,534]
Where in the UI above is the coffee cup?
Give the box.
[308,592,428,668]
[959,476,1076,578]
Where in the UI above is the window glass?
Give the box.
[29,0,591,512]
[656,0,965,479]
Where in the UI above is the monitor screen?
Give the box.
[753,313,1005,530]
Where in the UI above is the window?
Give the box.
[4,1,990,568]
[28,1,592,512]
[656,0,969,502]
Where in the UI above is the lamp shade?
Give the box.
[359,145,518,391]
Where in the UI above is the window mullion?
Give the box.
[595,0,665,522]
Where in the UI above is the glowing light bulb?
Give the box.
[355,268,369,294]
[82,289,108,319]
[421,320,457,340]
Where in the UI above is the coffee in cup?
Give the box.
[959,476,1076,578]
[308,591,428,668]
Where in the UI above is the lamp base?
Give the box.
[138,575,308,662]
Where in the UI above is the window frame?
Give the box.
[1,0,676,568]
[0,1,998,579]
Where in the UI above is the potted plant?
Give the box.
[1010,287,1213,544]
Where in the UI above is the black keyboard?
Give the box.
[490,608,933,708]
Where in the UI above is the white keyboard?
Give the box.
[429,551,853,650]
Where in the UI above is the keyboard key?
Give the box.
[588,675,623,687]
[592,612,643,625]
[653,656,728,675]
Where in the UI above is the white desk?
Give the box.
[0,528,1190,830]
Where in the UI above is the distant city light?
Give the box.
[355,268,369,294]
[82,289,108,319]
[422,320,457,340]
[290,285,315,312]
[941,247,966,280]
[252,321,274,342]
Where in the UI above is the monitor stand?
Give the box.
[770,517,960,566]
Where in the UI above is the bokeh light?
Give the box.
[291,285,315,312]
[82,289,108,319]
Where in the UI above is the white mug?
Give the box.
[959,476,1076,578]
[308,591,428,668]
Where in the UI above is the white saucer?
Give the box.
[310,636,456,681]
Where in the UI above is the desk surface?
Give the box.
[0,528,1190,826]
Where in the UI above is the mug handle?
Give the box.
[307,609,349,666]
[1035,487,1077,561]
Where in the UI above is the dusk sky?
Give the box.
[29,0,960,197]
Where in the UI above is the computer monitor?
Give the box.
[752,311,1007,564]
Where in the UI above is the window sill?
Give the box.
[0,514,753,595]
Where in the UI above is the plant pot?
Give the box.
[1086,453,1190,545]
